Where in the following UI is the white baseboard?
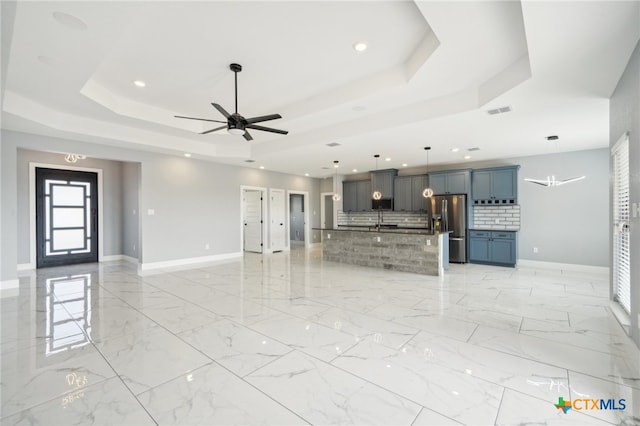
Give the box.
[0,279,19,291]
[517,259,609,275]
[101,255,138,264]
[138,252,243,274]
[17,263,34,271]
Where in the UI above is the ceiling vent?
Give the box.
[326,142,341,147]
[244,159,255,163]
[546,135,559,141]
[467,147,481,151]
[486,106,512,115]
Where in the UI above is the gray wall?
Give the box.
[121,161,140,260]
[1,130,322,280]
[15,149,127,264]
[610,40,639,348]
[517,149,609,266]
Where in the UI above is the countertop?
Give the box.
[314,226,450,236]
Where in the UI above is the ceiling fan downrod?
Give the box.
[230,63,242,114]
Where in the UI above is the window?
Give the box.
[612,133,630,314]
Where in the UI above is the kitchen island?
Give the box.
[314,227,449,276]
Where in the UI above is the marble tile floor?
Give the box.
[1,246,639,425]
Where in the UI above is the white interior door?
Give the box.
[270,189,286,252]
[243,190,262,253]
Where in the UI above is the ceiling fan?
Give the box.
[175,63,288,141]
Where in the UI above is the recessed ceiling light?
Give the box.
[352,169,358,173]
[451,148,459,153]
[464,155,472,160]
[52,11,88,31]
[184,153,191,158]
[353,42,368,52]
[402,163,408,167]
[385,158,391,162]
[259,166,265,169]
[304,173,309,177]
[133,80,146,88]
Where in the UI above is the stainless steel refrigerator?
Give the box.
[429,194,467,263]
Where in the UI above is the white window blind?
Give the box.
[612,134,631,314]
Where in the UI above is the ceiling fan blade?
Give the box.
[245,124,288,135]
[175,115,226,124]
[243,131,253,141]
[212,103,231,119]
[245,114,282,124]
[200,125,227,135]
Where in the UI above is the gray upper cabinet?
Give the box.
[428,170,470,195]
[342,181,358,212]
[411,175,429,211]
[371,169,397,199]
[393,176,412,211]
[355,180,371,212]
[471,166,519,205]
[393,175,429,212]
[342,180,371,212]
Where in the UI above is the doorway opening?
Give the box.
[35,168,98,268]
[320,192,335,241]
[288,192,309,248]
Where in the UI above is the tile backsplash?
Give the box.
[337,211,429,227]
[473,205,520,230]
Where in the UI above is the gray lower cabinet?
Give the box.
[469,230,516,266]
[342,180,371,212]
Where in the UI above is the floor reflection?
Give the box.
[44,274,92,356]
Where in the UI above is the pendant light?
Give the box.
[422,147,433,198]
[372,154,382,200]
[524,135,586,187]
[332,161,341,201]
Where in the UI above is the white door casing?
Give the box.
[270,188,286,252]
[243,189,263,253]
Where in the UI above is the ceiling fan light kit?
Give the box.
[175,63,288,141]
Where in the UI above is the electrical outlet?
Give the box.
[427,240,431,246]
[147,209,155,216]
[205,243,210,250]
[376,236,381,242]
[495,218,500,224]
[327,234,331,239]
[533,247,539,253]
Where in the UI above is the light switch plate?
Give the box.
[147,209,155,215]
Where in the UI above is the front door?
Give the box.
[36,168,98,268]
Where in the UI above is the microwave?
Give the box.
[372,199,393,210]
